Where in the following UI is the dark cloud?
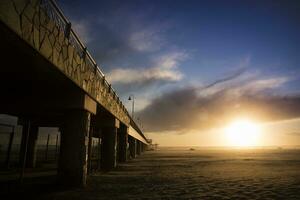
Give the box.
[202,67,247,89]
[137,87,300,132]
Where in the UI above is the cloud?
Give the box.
[106,51,187,94]
[137,74,298,133]
[128,24,166,52]
[84,5,173,67]
[199,71,290,97]
[71,19,92,44]
[194,56,254,97]
[239,77,289,94]
[67,3,179,74]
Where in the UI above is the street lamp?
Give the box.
[128,94,134,119]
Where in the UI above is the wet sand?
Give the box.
[44,147,300,200]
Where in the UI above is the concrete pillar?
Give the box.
[26,125,39,168]
[141,143,145,153]
[118,125,128,163]
[87,127,93,175]
[19,120,30,167]
[19,120,39,168]
[141,142,144,153]
[136,141,141,155]
[129,136,136,159]
[101,126,117,171]
[58,110,91,187]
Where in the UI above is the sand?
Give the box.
[40,147,300,199]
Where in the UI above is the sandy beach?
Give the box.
[35,147,300,200]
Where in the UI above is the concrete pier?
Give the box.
[26,125,39,168]
[58,110,91,186]
[19,119,30,169]
[136,141,141,155]
[141,143,144,153]
[101,118,119,171]
[129,136,137,158]
[118,125,128,162]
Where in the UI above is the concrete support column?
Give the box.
[141,142,144,153]
[26,125,39,168]
[118,125,128,163]
[141,143,145,153]
[101,126,117,171]
[19,120,30,167]
[87,127,93,175]
[58,109,91,187]
[19,121,38,168]
[129,137,136,159]
[136,141,141,155]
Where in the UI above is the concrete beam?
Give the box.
[83,95,97,115]
[56,93,97,115]
[128,126,147,144]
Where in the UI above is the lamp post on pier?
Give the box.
[128,94,135,119]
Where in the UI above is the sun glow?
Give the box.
[225,119,261,147]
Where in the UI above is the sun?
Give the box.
[225,119,261,147]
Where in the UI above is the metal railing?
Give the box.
[39,0,129,117]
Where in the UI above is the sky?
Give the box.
[58,0,300,146]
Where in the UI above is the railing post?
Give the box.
[94,64,98,73]
[82,47,87,58]
[65,22,71,39]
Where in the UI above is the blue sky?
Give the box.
[59,0,300,145]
